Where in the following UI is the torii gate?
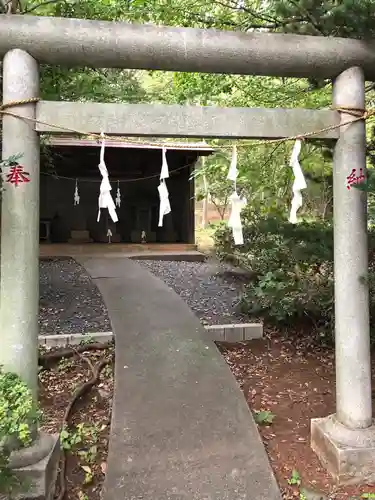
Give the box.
[0,14,374,488]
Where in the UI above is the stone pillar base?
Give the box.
[311,414,375,485]
[0,432,60,500]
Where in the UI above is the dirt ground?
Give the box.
[219,329,375,500]
[39,343,114,500]
[38,330,375,500]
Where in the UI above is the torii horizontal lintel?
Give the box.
[34,101,340,140]
[0,15,375,80]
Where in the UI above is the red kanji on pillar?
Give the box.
[6,165,30,187]
[346,167,366,190]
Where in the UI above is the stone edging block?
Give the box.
[38,331,113,347]
[38,323,263,347]
[204,323,263,342]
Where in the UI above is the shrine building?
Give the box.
[38,137,213,245]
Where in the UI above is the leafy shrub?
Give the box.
[0,367,39,493]
[215,207,375,339]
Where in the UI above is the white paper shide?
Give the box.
[227,145,246,245]
[97,133,118,223]
[115,181,121,208]
[158,147,171,227]
[228,191,247,245]
[288,139,307,224]
[73,179,80,206]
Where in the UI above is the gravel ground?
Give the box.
[135,259,248,325]
[39,257,248,335]
[39,257,111,335]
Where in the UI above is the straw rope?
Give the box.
[1,98,374,151]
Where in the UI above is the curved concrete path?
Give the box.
[78,256,281,500]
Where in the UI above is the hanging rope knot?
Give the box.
[332,106,367,119]
[0,97,40,112]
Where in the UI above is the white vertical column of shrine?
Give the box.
[0,48,40,401]
[311,67,375,485]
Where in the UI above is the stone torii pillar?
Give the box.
[1,49,40,400]
[311,66,375,485]
[0,48,59,499]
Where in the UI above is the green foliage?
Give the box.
[253,410,275,425]
[0,367,39,493]
[60,423,99,451]
[194,139,333,228]
[38,0,375,41]
[0,154,23,166]
[353,169,375,231]
[272,0,375,38]
[40,65,148,103]
[194,154,235,219]
[215,206,334,270]
[287,469,301,486]
[60,422,106,489]
[215,210,375,340]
